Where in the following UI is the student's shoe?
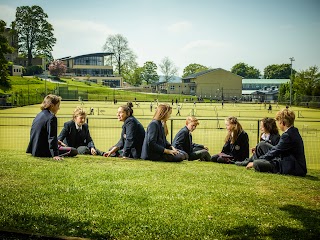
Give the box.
[235,158,249,166]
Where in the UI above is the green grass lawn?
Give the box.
[0,150,319,240]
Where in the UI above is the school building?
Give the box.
[58,52,122,88]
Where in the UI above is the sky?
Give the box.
[1,0,320,76]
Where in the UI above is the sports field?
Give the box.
[0,101,319,169]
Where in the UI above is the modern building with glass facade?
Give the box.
[60,53,122,87]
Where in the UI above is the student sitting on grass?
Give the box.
[58,107,104,156]
[209,116,249,164]
[104,102,145,159]
[235,117,280,166]
[172,116,211,161]
[141,103,188,162]
[246,108,307,176]
[27,94,78,160]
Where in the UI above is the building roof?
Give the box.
[242,79,289,84]
[182,68,241,80]
[58,52,114,60]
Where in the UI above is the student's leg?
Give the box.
[253,159,275,173]
[162,152,187,162]
[254,142,273,158]
[59,146,78,157]
[190,150,211,161]
[210,154,220,162]
[77,146,90,155]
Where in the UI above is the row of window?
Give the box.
[74,56,104,66]
[73,69,113,76]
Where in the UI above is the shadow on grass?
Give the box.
[224,204,320,240]
[305,174,319,181]
[0,213,113,240]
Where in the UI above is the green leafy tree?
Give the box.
[264,64,293,79]
[159,57,178,82]
[48,60,66,77]
[102,34,137,76]
[182,63,209,78]
[129,67,144,86]
[141,61,159,84]
[231,62,260,78]
[121,60,140,86]
[14,5,56,66]
[0,20,13,91]
[294,66,320,96]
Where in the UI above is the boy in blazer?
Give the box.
[172,116,210,161]
[58,107,104,156]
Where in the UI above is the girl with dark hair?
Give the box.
[235,117,280,166]
[26,94,77,160]
[141,103,188,162]
[104,102,145,158]
[210,116,249,163]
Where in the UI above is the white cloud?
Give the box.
[168,21,192,33]
[51,19,115,58]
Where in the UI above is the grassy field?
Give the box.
[0,150,319,240]
[0,101,320,239]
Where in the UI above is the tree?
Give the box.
[294,66,320,97]
[231,62,260,78]
[120,60,139,86]
[14,5,56,66]
[182,63,209,78]
[141,61,159,85]
[0,20,13,91]
[264,64,293,79]
[130,67,144,86]
[102,34,137,76]
[159,57,178,82]
[48,60,66,78]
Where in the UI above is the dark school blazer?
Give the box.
[141,120,172,161]
[222,130,249,162]
[58,120,95,149]
[260,126,307,176]
[26,109,59,157]
[115,116,145,158]
[261,133,280,146]
[172,126,204,155]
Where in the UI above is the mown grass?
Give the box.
[0,150,319,239]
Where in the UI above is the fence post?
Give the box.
[170,119,173,143]
[257,120,260,144]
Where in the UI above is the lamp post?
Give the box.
[289,57,295,106]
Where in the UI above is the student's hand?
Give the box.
[58,140,67,147]
[165,148,179,156]
[204,146,209,150]
[91,148,97,155]
[103,151,112,157]
[246,162,254,169]
[53,156,63,161]
[251,147,255,153]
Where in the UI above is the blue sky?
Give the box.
[1,0,319,76]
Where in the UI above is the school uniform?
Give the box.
[211,130,249,163]
[115,116,145,158]
[141,120,187,162]
[26,109,59,157]
[253,126,307,176]
[58,120,102,155]
[172,126,210,161]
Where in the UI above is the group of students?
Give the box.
[27,94,307,177]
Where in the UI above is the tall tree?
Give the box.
[0,20,13,91]
[264,64,293,79]
[231,62,260,78]
[14,5,56,66]
[120,60,139,86]
[294,66,320,96]
[102,34,137,76]
[182,63,209,78]
[141,61,159,84]
[159,57,178,82]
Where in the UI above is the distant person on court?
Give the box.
[235,117,280,166]
[104,102,145,159]
[209,116,249,164]
[27,94,77,160]
[247,109,307,176]
[58,107,104,156]
[172,116,211,161]
[141,103,188,162]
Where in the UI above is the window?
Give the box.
[170,86,175,90]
